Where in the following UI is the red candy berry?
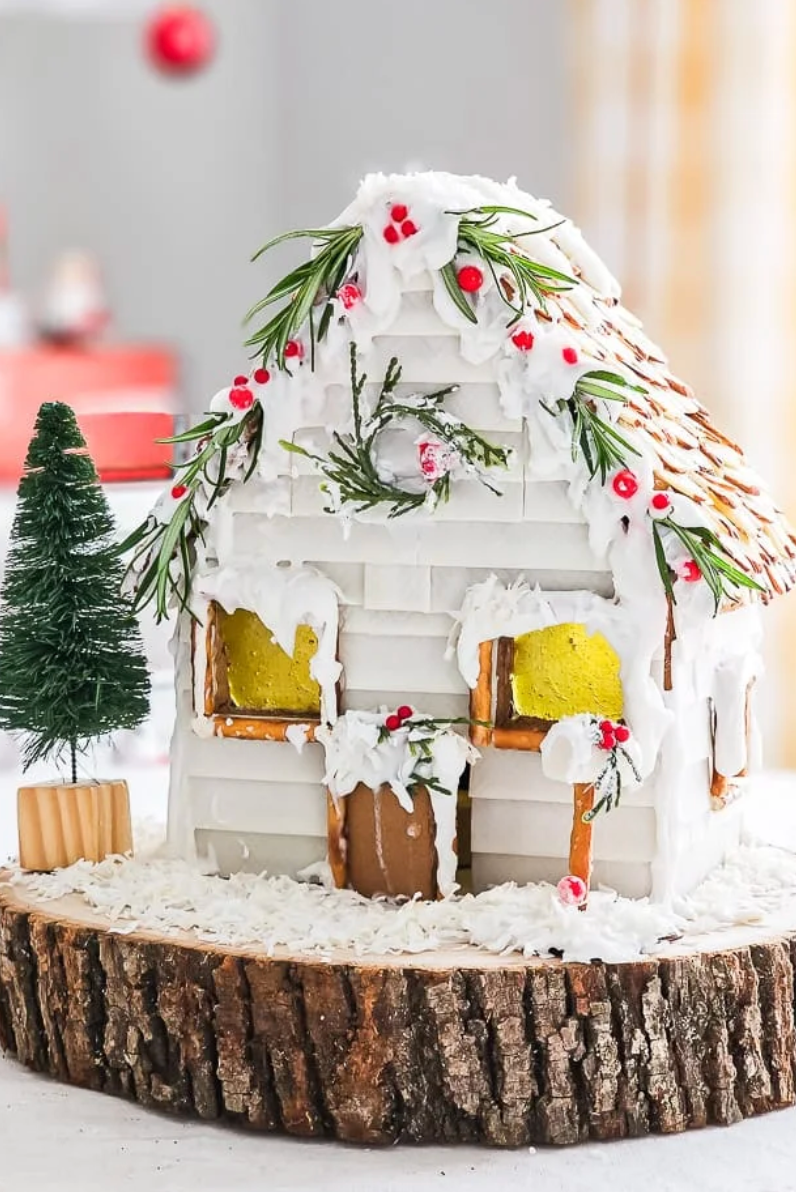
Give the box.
[615,725,631,743]
[385,714,402,731]
[557,874,588,907]
[600,733,616,751]
[650,492,671,512]
[457,264,484,293]
[284,340,303,359]
[396,704,413,721]
[679,559,702,583]
[383,224,400,244]
[390,203,408,223]
[233,374,248,386]
[562,346,579,365]
[401,220,418,238]
[171,483,188,499]
[253,367,270,385]
[511,330,535,351]
[599,719,614,733]
[338,283,362,310]
[612,469,639,499]
[229,387,254,411]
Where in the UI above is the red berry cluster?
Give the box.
[511,330,535,351]
[228,365,271,412]
[383,203,418,244]
[384,704,413,732]
[337,282,362,310]
[598,719,630,751]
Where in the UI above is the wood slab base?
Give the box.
[1,876,795,1147]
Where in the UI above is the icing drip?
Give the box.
[315,709,478,897]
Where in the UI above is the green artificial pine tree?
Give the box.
[0,402,150,783]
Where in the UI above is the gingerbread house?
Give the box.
[125,171,796,904]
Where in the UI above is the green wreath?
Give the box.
[282,344,511,518]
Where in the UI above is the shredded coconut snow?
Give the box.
[11,827,796,965]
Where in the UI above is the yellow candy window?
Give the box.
[211,604,321,717]
[477,622,624,750]
[510,623,623,722]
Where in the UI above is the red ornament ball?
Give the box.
[253,367,270,385]
[511,330,535,351]
[457,264,484,293]
[650,492,671,512]
[612,469,639,499]
[229,386,254,411]
[401,220,418,238]
[284,340,303,359]
[385,714,402,732]
[171,483,188,499]
[383,224,400,245]
[396,704,413,721]
[338,283,362,310]
[145,6,215,76]
[679,559,702,583]
[557,874,588,907]
[562,346,579,365]
[615,724,631,743]
[390,204,408,224]
[233,374,248,386]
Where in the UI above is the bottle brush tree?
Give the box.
[0,402,150,783]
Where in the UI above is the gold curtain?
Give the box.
[567,0,796,766]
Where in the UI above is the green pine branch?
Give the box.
[244,225,364,369]
[652,518,765,611]
[120,404,264,621]
[443,205,574,325]
[543,369,644,483]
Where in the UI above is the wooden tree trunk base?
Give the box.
[1,874,796,1147]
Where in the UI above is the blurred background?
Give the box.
[0,0,793,771]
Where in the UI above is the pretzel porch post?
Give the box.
[470,640,493,746]
[569,782,595,908]
[327,793,348,889]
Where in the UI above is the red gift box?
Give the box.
[0,345,178,482]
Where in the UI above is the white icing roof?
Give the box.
[204,171,796,605]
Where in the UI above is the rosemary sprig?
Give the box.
[444,205,574,325]
[377,715,482,796]
[651,518,765,611]
[583,743,642,821]
[543,369,644,483]
[119,404,264,621]
[282,344,510,518]
[244,224,364,369]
